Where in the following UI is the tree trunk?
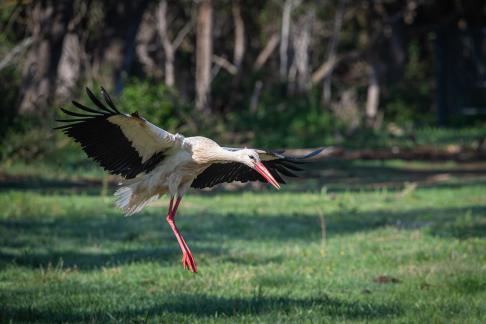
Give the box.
[17,0,73,116]
[164,48,175,87]
[55,32,82,103]
[136,9,162,79]
[250,80,263,113]
[156,1,175,87]
[55,0,92,103]
[232,0,245,70]
[152,0,193,86]
[195,0,212,112]
[322,0,346,105]
[293,9,314,93]
[366,63,380,127]
[91,1,148,93]
[279,0,292,81]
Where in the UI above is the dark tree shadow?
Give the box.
[1,204,485,270]
[2,159,486,195]
[0,291,402,322]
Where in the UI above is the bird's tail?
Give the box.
[114,181,161,216]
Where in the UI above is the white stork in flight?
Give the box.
[56,88,322,273]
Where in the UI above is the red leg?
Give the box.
[165,196,197,273]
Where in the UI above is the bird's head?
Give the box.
[236,148,280,189]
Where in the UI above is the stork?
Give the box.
[55,88,322,273]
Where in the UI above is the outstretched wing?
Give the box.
[191,148,322,189]
[55,87,183,179]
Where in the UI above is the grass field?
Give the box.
[1,159,486,322]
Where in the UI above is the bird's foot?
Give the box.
[182,251,197,273]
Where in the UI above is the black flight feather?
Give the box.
[55,87,166,179]
[191,148,322,189]
[60,107,98,118]
[71,100,107,115]
[100,87,120,113]
[85,87,113,114]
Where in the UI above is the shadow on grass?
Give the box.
[304,159,486,192]
[0,177,107,195]
[2,159,486,195]
[0,247,221,270]
[0,211,226,270]
[0,292,402,322]
[1,204,485,270]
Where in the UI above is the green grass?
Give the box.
[1,161,486,322]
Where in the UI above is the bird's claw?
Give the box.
[182,252,197,273]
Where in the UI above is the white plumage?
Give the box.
[56,87,322,273]
[114,139,205,215]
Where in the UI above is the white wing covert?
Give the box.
[55,87,183,179]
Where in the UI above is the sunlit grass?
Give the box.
[1,168,486,322]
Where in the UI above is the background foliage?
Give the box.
[0,0,485,165]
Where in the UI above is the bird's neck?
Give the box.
[211,148,242,164]
[192,146,242,164]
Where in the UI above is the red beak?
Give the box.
[254,162,280,189]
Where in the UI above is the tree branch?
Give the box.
[311,56,338,84]
[212,55,237,75]
[253,33,279,70]
[311,50,360,84]
[173,19,194,50]
[0,37,32,72]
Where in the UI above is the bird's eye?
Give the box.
[249,155,255,160]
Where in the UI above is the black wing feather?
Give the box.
[272,164,298,177]
[71,100,106,115]
[55,118,92,123]
[60,107,98,118]
[191,149,321,189]
[85,87,114,114]
[55,87,166,179]
[101,87,120,113]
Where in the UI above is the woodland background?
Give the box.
[1,0,485,162]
